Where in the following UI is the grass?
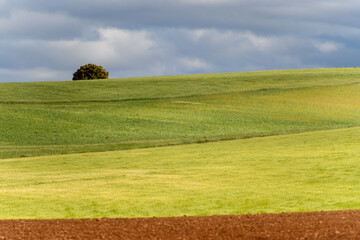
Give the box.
[0,126,359,219]
[1,68,359,158]
[0,68,358,103]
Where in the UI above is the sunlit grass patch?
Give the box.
[0,127,358,219]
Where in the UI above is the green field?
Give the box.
[1,68,359,159]
[0,68,359,219]
[0,127,359,219]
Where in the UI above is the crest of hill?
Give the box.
[0,68,359,103]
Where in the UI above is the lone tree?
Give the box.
[72,64,109,80]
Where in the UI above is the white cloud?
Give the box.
[178,57,211,71]
[1,26,343,82]
[314,41,341,53]
[98,28,155,63]
[187,29,280,52]
[243,32,277,51]
[38,28,158,69]
[0,27,170,80]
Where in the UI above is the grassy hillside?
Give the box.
[1,68,359,158]
[0,127,359,219]
[1,68,359,103]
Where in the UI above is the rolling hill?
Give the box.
[0,68,359,219]
[1,68,359,159]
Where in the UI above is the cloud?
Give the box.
[47,28,157,67]
[178,57,211,71]
[0,9,87,40]
[314,41,341,53]
[1,1,360,82]
[2,28,165,79]
[188,29,279,52]
[0,26,359,82]
[6,0,360,35]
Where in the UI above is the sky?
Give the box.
[1,0,360,82]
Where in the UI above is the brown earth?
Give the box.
[1,210,360,239]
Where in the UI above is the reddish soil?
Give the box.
[1,210,360,239]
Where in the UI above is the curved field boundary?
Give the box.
[1,82,358,105]
[0,210,359,239]
[1,82,359,159]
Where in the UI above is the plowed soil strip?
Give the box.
[1,210,360,239]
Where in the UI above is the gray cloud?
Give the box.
[7,0,360,34]
[0,9,91,40]
[1,0,360,82]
